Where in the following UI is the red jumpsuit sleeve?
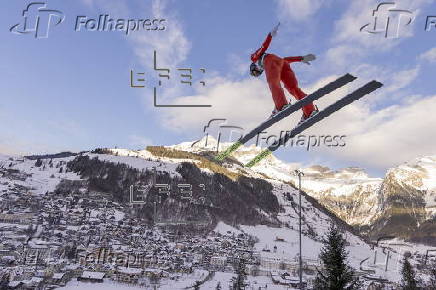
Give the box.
[284,56,303,63]
[251,33,272,62]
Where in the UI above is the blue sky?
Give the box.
[1,0,436,176]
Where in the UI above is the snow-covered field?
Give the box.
[61,279,143,290]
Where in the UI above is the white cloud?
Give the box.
[383,66,420,94]
[289,76,436,170]
[325,45,366,69]
[419,47,436,63]
[325,0,433,73]
[157,74,362,141]
[130,0,191,68]
[335,95,436,169]
[275,0,327,21]
[160,77,272,132]
[312,60,421,106]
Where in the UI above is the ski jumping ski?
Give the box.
[215,73,357,161]
[245,80,383,168]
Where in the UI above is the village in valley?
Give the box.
[1,146,434,290]
[0,154,322,289]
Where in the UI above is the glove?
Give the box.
[270,22,280,37]
[302,53,316,65]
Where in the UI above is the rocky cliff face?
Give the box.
[369,157,436,244]
[285,166,382,227]
[251,152,436,245]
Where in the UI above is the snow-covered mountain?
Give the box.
[370,156,436,244]
[1,139,435,287]
[168,136,436,245]
[171,137,383,226]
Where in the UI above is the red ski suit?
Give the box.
[251,33,315,117]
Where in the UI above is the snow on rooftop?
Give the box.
[61,279,141,290]
[80,271,105,280]
[53,273,65,279]
[117,266,142,274]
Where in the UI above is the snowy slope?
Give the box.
[167,137,436,249]
[214,181,406,284]
[2,140,435,287]
[0,155,81,195]
[167,137,384,226]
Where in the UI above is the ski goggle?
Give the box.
[250,63,263,77]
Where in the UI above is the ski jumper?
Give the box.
[251,33,316,117]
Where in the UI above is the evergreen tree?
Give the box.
[193,280,201,290]
[35,158,42,167]
[216,281,222,290]
[65,244,77,260]
[231,258,247,290]
[313,224,361,290]
[401,254,418,290]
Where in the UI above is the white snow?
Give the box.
[87,153,182,178]
[1,144,435,287]
[80,271,105,280]
[213,221,242,235]
[0,156,82,195]
[61,279,141,290]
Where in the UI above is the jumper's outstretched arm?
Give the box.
[284,54,317,65]
[250,23,280,62]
